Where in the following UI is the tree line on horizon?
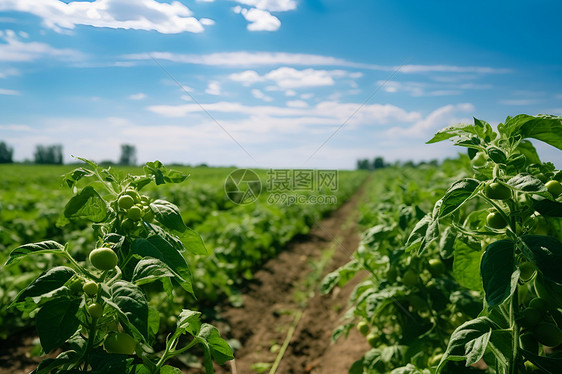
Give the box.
[0,141,137,166]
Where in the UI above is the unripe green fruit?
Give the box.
[529,298,549,314]
[124,189,141,203]
[89,248,118,270]
[366,332,378,348]
[88,303,104,319]
[118,195,135,210]
[533,322,562,347]
[127,206,143,221]
[486,212,507,229]
[428,259,445,276]
[82,281,99,297]
[519,262,535,282]
[546,180,562,197]
[521,307,543,328]
[485,182,511,200]
[402,269,418,286]
[104,332,136,355]
[357,321,370,336]
[143,208,154,223]
[121,218,135,231]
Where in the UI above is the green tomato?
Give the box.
[89,247,118,271]
[366,332,378,348]
[428,259,445,276]
[121,218,136,231]
[82,281,99,297]
[485,182,511,200]
[104,332,136,355]
[471,152,487,167]
[529,298,549,314]
[88,303,104,319]
[143,208,154,223]
[124,189,141,203]
[519,262,536,282]
[127,206,143,221]
[521,307,543,328]
[533,322,562,347]
[402,269,418,286]
[546,180,562,197]
[118,195,135,210]
[486,212,507,229]
[357,321,370,336]
[535,173,547,183]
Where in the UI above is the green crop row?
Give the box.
[322,114,562,374]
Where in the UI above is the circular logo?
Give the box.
[224,169,262,205]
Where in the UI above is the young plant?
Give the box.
[3,158,233,373]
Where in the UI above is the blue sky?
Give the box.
[0,0,561,168]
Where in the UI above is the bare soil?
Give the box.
[214,182,370,374]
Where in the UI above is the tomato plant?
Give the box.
[2,159,233,373]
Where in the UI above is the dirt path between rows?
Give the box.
[213,181,371,374]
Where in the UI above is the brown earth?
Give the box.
[213,181,371,374]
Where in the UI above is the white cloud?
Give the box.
[205,81,222,95]
[233,0,297,12]
[300,93,314,99]
[499,99,537,106]
[199,18,215,26]
[0,0,210,34]
[286,100,308,108]
[0,88,20,95]
[229,70,263,86]
[399,65,511,74]
[0,67,19,78]
[234,7,281,31]
[128,92,146,100]
[0,30,83,62]
[385,103,474,139]
[251,89,273,102]
[265,67,360,89]
[285,89,296,96]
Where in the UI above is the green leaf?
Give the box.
[105,281,149,340]
[521,235,562,284]
[480,240,516,307]
[515,140,541,165]
[436,317,493,373]
[521,349,562,374]
[5,240,65,266]
[132,236,194,296]
[160,366,183,374]
[452,241,482,292]
[36,298,81,353]
[320,270,340,295]
[31,350,80,374]
[174,309,202,338]
[426,123,479,144]
[502,114,562,151]
[179,228,209,255]
[439,178,480,218]
[16,266,75,303]
[532,197,562,217]
[144,161,188,185]
[132,258,193,295]
[196,324,234,366]
[63,186,108,223]
[150,200,187,232]
[62,168,94,188]
[88,351,134,373]
[507,173,547,193]
[486,146,506,164]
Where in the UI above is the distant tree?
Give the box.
[373,156,386,170]
[0,141,14,163]
[119,144,137,166]
[356,159,371,170]
[34,144,63,164]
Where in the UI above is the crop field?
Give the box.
[0,115,561,374]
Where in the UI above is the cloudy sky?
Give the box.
[0,0,561,168]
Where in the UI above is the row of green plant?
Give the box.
[322,114,562,373]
